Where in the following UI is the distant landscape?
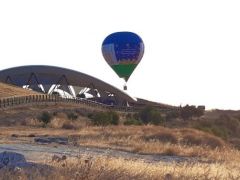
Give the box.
[0,82,240,179]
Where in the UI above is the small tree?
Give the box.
[67,112,78,120]
[166,110,180,121]
[180,105,205,120]
[139,106,164,125]
[38,111,52,126]
[109,111,119,125]
[90,111,119,126]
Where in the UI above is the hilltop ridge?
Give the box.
[0,82,40,98]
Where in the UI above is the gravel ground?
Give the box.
[0,142,203,164]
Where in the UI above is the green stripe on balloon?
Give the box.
[111,64,138,82]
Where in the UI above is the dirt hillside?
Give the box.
[0,82,40,98]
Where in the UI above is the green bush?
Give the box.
[67,112,78,120]
[91,112,108,126]
[109,111,119,125]
[38,111,52,125]
[180,105,205,120]
[210,126,229,139]
[89,111,119,126]
[87,113,94,119]
[125,113,140,120]
[166,110,180,121]
[133,113,140,120]
[124,119,143,125]
[139,106,164,125]
[194,122,229,139]
[194,113,240,139]
[216,114,240,136]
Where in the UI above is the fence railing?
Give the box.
[0,94,141,112]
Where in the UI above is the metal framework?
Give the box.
[0,65,136,106]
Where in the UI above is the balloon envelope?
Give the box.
[102,32,144,82]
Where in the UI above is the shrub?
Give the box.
[125,113,132,119]
[229,138,240,149]
[109,111,119,125]
[139,106,164,125]
[166,110,180,121]
[53,111,58,116]
[87,113,94,119]
[181,133,224,149]
[62,122,75,129]
[180,105,205,120]
[151,112,164,125]
[203,135,225,149]
[28,134,36,137]
[194,113,240,139]
[67,112,78,120]
[163,148,177,156]
[133,113,140,120]
[91,112,108,126]
[181,134,203,146]
[145,132,178,144]
[216,114,240,136]
[38,111,52,125]
[195,124,229,140]
[209,126,229,139]
[124,119,143,126]
[89,111,119,126]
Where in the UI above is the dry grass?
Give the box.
[0,126,239,162]
[66,126,233,160]
[0,82,40,98]
[53,156,240,180]
[0,154,239,180]
[39,112,89,129]
[0,125,239,179]
[1,83,239,179]
[0,104,240,179]
[0,104,95,127]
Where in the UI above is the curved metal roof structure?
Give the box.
[0,65,136,105]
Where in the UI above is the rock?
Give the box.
[34,138,51,144]
[0,151,55,176]
[34,137,68,145]
[0,151,26,167]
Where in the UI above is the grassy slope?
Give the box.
[0,82,40,98]
[0,125,239,179]
[1,152,239,180]
[176,110,240,149]
[0,83,240,178]
[0,108,239,179]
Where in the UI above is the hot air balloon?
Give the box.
[102,32,144,90]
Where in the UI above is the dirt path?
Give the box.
[0,143,204,164]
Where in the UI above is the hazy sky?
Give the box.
[1,1,240,110]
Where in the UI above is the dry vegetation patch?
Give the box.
[0,125,236,161]
[0,83,40,98]
[0,154,239,180]
[0,123,238,161]
[63,126,238,161]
